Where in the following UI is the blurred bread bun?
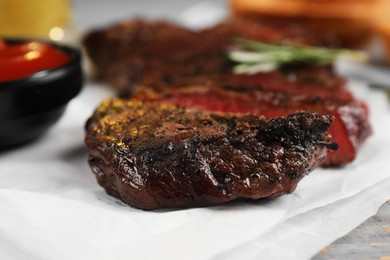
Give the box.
[230,0,390,48]
[230,0,389,19]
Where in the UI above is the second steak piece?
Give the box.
[83,18,337,95]
[133,81,371,167]
[85,100,335,210]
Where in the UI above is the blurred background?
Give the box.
[1,0,389,63]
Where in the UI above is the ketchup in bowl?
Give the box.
[0,38,70,82]
[0,38,82,149]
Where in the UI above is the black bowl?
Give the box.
[0,39,83,149]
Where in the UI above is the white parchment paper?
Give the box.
[1,1,390,259]
[1,70,389,260]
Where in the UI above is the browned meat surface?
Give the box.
[85,100,335,210]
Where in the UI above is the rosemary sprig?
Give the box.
[228,38,368,75]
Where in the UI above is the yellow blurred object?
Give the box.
[0,0,70,41]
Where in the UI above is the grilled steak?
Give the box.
[86,100,335,210]
[84,18,338,96]
[83,18,371,167]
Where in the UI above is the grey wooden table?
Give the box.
[313,200,390,260]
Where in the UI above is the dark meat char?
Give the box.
[86,100,334,210]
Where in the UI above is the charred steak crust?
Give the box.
[86,100,334,210]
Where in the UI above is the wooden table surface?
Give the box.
[313,200,390,260]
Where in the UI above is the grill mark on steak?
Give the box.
[86,99,334,210]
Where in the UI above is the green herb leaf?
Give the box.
[229,38,368,75]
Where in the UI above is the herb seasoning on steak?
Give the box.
[86,100,335,210]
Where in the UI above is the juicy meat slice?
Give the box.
[133,83,371,167]
[85,99,334,210]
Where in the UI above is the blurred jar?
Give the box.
[0,0,74,42]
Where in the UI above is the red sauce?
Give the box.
[0,39,70,82]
